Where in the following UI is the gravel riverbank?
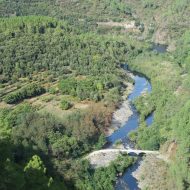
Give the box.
[106,81,134,137]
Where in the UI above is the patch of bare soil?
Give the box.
[39,100,92,119]
[27,93,93,119]
[97,21,136,29]
[97,20,140,33]
[159,141,177,161]
[0,101,13,109]
[74,102,91,109]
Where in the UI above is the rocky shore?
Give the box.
[106,81,134,137]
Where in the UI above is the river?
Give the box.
[110,73,153,190]
[107,74,152,144]
[106,43,167,190]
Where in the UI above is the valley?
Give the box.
[0,0,190,190]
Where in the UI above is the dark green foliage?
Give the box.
[0,14,136,189]
[0,139,67,190]
[0,17,128,81]
[59,77,103,101]
[58,75,125,102]
[0,103,112,188]
[4,83,45,104]
[175,31,190,70]
[74,155,134,190]
[3,0,190,189]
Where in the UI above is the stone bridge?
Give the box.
[86,148,159,168]
[87,148,159,157]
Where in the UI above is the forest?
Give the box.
[0,5,139,190]
[0,0,131,21]
[1,0,190,190]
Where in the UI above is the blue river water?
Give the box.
[146,112,154,126]
[107,75,153,144]
[106,74,153,190]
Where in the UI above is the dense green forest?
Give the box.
[0,16,140,106]
[0,0,131,21]
[0,5,139,190]
[0,102,134,189]
[1,0,190,189]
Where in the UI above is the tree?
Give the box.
[24,155,50,190]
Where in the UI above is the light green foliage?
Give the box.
[0,102,110,188]
[24,155,50,190]
[169,101,190,189]
[95,134,106,149]
[24,155,46,173]
[0,1,138,190]
[142,0,159,9]
[60,99,72,110]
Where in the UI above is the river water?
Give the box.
[107,75,152,144]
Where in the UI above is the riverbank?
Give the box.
[132,155,171,190]
[106,80,134,137]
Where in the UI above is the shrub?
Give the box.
[49,87,58,94]
[60,99,72,110]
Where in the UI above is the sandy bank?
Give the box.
[106,81,134,137]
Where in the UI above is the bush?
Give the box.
[49,87,58,95]
[60,99,72,110]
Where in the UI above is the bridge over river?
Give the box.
[86,148,159,168]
